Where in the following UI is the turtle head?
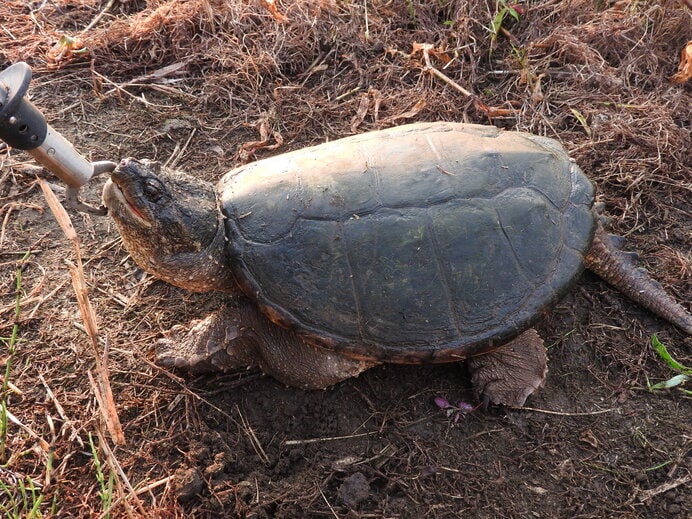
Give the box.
[103,158,235,292]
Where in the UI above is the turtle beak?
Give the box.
[103,158,156,228]
[102,178,153,228]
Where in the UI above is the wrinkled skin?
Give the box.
[103,159,234,293]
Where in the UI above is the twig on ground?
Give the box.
[81,0,116,32]
[0,203,43,247]
[164,128,196,169]
[38,374,68,423]
[91,69,187,107]
[421,45,474,98]
[0,275,63,320]
[38,179,125,446]
[284,432,377,446]
[513,406,618,416]
[0,377,22,395]
[637,474,692,502]
[93,427,145,519]
[5,408,50,452]
[134,475,174,496]
[319,486,340,519]
[98,475,174,518]
[235,404,270,464]
[39,373,83,449]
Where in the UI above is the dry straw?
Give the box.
[38,179,125,446]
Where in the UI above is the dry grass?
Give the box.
[0,0,690,517]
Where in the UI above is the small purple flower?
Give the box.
[456,401,475,413]
[433,396,479,423]
[434,396,451,409]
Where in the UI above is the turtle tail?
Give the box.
[584,224,692,335]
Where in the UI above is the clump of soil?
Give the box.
[0,1,690,517]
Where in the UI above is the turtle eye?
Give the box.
[143,178,165,202]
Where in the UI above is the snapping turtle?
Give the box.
[102,122,692,406]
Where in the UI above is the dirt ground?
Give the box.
[1,1,691,517]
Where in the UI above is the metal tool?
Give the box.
[0,62,116,214]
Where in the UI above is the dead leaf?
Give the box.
[370,89,383,122]
[264,0,288,23]
[237,112,284,162]
[579,429,599,448]
[350,93,371,133]
[411,42,434,55]
[531,73,546,103]
[381,98,426,125]
[411,42,452,65]
[669,40,692,84]
[47,34,89,69]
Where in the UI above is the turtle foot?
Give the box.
[155,308,251,374]
[467,329,547,407]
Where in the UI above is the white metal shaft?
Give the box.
[27,125,93,187]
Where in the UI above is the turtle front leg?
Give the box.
[466,329,547,407]
[155,299,377,389]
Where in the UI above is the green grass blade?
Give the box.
[648,374,690,390]
[651,335,692,375]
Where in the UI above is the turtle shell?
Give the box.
[219,122,595,362]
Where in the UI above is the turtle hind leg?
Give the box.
[466,329,547,407]
[155,301,376,389]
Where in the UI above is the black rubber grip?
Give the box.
[0,62,48,150]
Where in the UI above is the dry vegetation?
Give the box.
[0,1,690,517]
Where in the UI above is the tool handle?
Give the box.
[1,62,114,214]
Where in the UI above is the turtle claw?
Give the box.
[155,336,218,374]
